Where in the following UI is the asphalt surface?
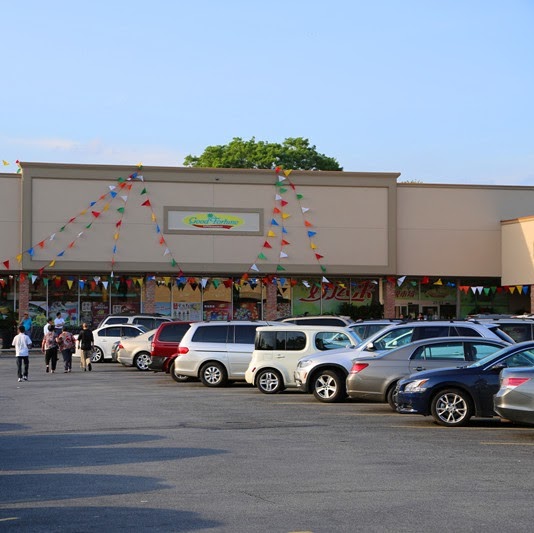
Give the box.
[1,351,534,532]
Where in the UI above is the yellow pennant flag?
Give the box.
[16,254,22,263]
[136,277,144,287]
[80,209,87,215]
[49,259,56,267]
[310,243,317,250]
[267,230,276,237]
[2,160,9,166]
[283,169,292,177]
[151,213,156,222]
[114,233,119,240]
[282,213,291,219]
[67,279,74,289]
[103,204,110,212]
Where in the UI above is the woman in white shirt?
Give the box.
[12,325,32,382]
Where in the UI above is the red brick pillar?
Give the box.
[383,279,396,319]
[144,278,156,314]
[18,275,30,320]
[264,282,278,320]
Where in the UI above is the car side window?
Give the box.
[373,327,414,351]
[121,327,142,337]
[351,326,367,339]
[191,326,229,343]
[133,318,154,329]
[103,327,122,337]
[316,331,352,350]
[285,331,306,350]
[256,331,276,350]
[497,324,531,342]
[412,342,465,361]
[455,326,482,337]
[467,342,502,361]
[105,317,127,325]
[159,323,190,342]
[503,349,534,368]
[234,325,258,344]
[412,326,450,340]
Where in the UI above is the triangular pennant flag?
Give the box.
[397,276,406,286]
[276,265,286,271]
[31,275,38,284]
[50,233,56,241]
[282,213,290,219]
[301,207,309,213]
[267,230,276,238]
[141,200,151,207]
[310,243,317,250]
[28,248,34,257]
[3,260,10,270]
[110,191,117,198]
[109,185,116,191]
[121,196,128,202]
[16,254,22,263]
[280,252,288,258]
[315,254,324,260]
[283,169,292,177]
[271,219,279,226]
[433,279,443,285]
[102,281,109,290]
[49,259,56,267]
[302,280,310,288]
[322,276,329,283]
[296,193,303,200]
[85,222,93,229]
[279,187,288,193]
[280,200,288,207]
[281,239,290,246]
[275,194,282,201]
[117,207,125,213]
[282,227,288,234]
[307,231,316,238]
[263,241,272,249]
[257,253,267,260]
[201,278,209,288]
[140,188,147,194]
[92,211,101,218]
[304,220,313,227]
[163,248,170,256]
[273,207,281,214]
[250,264,259,272]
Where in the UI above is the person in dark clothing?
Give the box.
[77,323,94,371]
[41,324,58,373]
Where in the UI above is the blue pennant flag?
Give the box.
[271,219,279,226]
[308,231,316,238]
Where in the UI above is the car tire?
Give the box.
[134,352,151,371]
[430,388,473,427]
[312,369,345,403]
[91,347,104,363]
[170,361,190,383]
[386,382,399,411]
[256,368,284,394]
[200,362,228,387]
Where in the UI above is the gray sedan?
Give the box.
[494,367,534,425]
[346,337,509,409]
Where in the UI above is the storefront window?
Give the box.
[203,279,232,320]
[233,278,262,320]
[171,280,202,321]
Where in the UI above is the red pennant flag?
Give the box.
[304,220,313,227]
[273,207,281,214]
[281,239,290,246]
[315,254,324,260]
[223,278,233,288]
[290,279,298,286]
[20,272,27,282]
[387,276,396,284]
[290,183,296,190]
[263,241,272,249]
[280,200,288,207]
[38,240,45,248]
[115,220,122,228]
[241,273,249,281]
[141,200,151,207]
[54,277,62,288]
[68,217,76,223]
[2,260,9,269]
[421,276,430,284]
[38,268,45,277]
[92,211,101,218]
[68,241,75,249]
[159,236,165,245]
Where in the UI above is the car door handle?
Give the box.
[415,366,425,371]
[275,355,285,359]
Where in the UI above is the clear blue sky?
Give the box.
[1,0,533,185]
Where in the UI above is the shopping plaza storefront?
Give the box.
[1,162,534,338]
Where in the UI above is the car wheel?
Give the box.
[134,352,151,371]
[170,361,190,383]
[256,369,284,394]
[430,388,473,427]
[312,369,345,403]
[200,362,228,387]
[91,347,104,363]
[386,382,399,411]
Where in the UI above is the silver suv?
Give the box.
[280,315,355,327]
[98,314,172,330]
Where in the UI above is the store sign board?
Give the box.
[164,207,263,235]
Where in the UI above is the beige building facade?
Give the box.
[1,162,534,336]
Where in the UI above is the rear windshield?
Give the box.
[158,323,191,342]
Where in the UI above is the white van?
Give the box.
[245,325,362,394]
[172,321,280,387]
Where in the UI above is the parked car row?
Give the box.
[96,314,534,428]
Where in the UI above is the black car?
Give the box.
[396,341,534,426]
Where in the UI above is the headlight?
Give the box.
[403,379,429,392]
[297,359,313,369]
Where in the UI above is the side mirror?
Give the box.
[366,342,376,352]
[489,362,507,372]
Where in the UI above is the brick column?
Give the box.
[264,283,278,320]
[18,275,30,320]
[143,278,156,314]
[383,279,396,318]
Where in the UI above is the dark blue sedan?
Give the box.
[396,341,534,426]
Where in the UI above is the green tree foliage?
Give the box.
[183,137,342,171]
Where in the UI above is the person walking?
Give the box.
[21,313,33,338]
[77,323,94,372]
[41,324,59,373]
[43,317,54,338]
[12,325,32,382]
[57,329,75,373]
[54,311,65,335]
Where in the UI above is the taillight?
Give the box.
[502,377,531,389]
[117,343,124,350]
[178,346,189,354]
[350,362,369,373]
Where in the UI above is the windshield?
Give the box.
[470,344,534,368]
[369,327,414,351]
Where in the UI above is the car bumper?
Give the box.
[149,356,167,372]
[294,369,309,391]
[494,392,534,425]
[396,391,429,415]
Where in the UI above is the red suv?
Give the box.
[149,321,192,381]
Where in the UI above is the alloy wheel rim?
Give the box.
[259,372,279,392]
[316,375,337,399]
[205,367,221,384]
[436,393,468,424]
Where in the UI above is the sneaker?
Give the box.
[18,378,22,382]
[23,376,28,381]
[46,366,49,373]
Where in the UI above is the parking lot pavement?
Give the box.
[1,355,534,532]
